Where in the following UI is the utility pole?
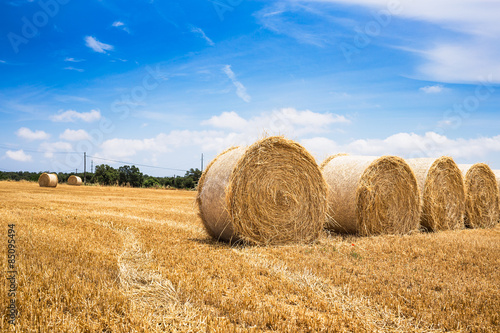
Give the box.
[76,169,77,174]
[84,152,86,185]
[201,153,204,171]
[91,160,93,174]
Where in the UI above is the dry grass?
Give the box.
[407,157,465,231]
[67,175,82,186]
[38,173,58,187]
[321,155,420,236]
[198,136,327,245]
[0,181,499,332]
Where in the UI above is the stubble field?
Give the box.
[0,181,499,332]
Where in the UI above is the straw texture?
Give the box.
[197,136,327,245]
[38,173,58,188]
[321,155,420,235]
[459,164,500,228]
[68,175,82,186]
[407,157,465,231]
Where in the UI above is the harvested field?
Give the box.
[0,181,499,332]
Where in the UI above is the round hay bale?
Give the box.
[196,136,327,245]
[38,173,58,188]
[321,155,420,235]
[68,175,82,186]
[458,163,499,228]
[406,157,465,231]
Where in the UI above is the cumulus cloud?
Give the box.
[190,26,215,46]
[16,127,50,141]
[5,149,32,162]
[84,36,114,53]
[223,65,251,102]
[39,141,73,158]
[59,129,91,141]
[303,132,500,161]
[420,85,445,93]
[98,109,350,159]
[50,109,101,122]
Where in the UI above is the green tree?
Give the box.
[118,165,143,187]
[94,164,118,185]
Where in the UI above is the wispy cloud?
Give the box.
[16,127,50,141]
[5,149,32,162]
[64,57,84,62]
[190,26,215,46]
[112,21,130,33]
[50,109,101,122]
[64,67,84,72]
[0,60,6,64]
[84,36,114,54]
[223,65,251,102]
[419,85,445,93]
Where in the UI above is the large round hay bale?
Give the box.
[196,136,327,245]
[38,173,58,187]
[320,155,420,235]
[407,157,465,231]
[68,175,82,186]
[458,163,499,228]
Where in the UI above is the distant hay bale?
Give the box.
[38,173,58,188]
[68,175,82,186]
[197,136,327,245]
[459,164,500,228]
[407,157,465,231]
[321,155,420,236]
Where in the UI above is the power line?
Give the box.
[87,155,188,172]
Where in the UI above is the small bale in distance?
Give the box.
[197,136,327,245]
[459,164,500,228]
[68,175,82,186]
[38,173,58,188]
[407,157,465,231]
[320,155,420,236]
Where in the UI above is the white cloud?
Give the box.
[202,108,349,137]
[419,85,445,93]
[201,111,248,131]
[282,0,500,83]
[64,66,84,72]
[39,141,73,158]
[5,149,32,162]
[223,65,251,102]
[64,57,84,62]
[190,27,215,46]
[300,132,500,163]
[59,129,91,141]
[50,109,101,123]
[84,36,114,54]
[16,127,50,141]
[343,132,500,159]
[0,60,7,64]
[112,21,130,33]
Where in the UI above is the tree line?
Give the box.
[0,164,202,189]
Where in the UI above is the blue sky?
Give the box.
[1,0,499,176]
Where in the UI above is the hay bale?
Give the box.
[406,157,465,231]
[458,163,500,228]
[321,155,420,235]
[68,175,82,186]
[197,136,327,245]
[38,173,58,188]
